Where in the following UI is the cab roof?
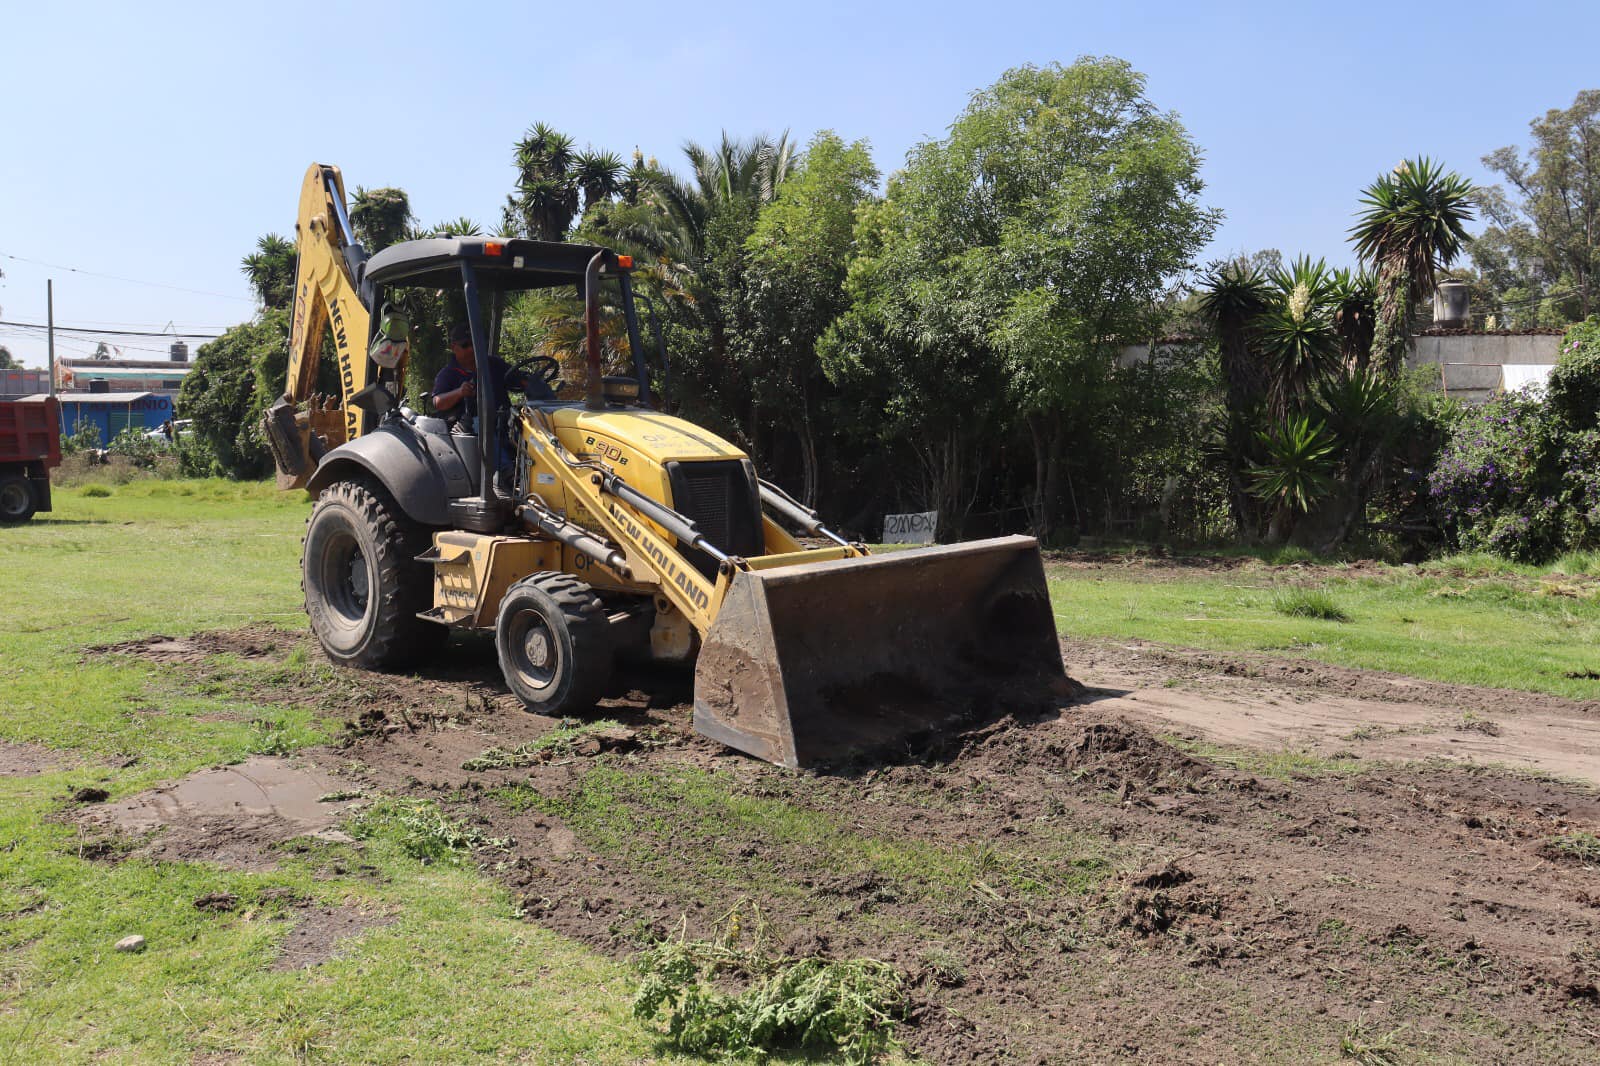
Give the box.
[363,237,625,291]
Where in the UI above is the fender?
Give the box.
[306,421,474,528]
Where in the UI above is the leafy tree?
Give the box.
[0,346,20,370]
[177,311,289,477]
[731,131,879,504]
[240,233,296,311]
[821,197,1009,533]
[1350,157,1476,375]
[826,59,1217,537]
[91,341,113,361]
[1472,91,1600,324]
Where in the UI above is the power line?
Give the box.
[0,319,221,338]
[0,325,177,357]
[0,251,256,303]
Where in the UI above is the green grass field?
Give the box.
[0,482,693,1064]
[4,480,1596,1062]
[1046,555,1600,700]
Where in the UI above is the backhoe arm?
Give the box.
[265,164,386,490]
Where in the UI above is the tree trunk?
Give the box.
[1026,415,1049,539]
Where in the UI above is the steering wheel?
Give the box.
[510,354,562,390]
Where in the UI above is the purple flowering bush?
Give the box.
[1429,393,1568,561]
[1430,320,1600,562]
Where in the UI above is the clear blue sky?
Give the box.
[2,0,1595,367]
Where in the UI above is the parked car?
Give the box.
[143,418,192,443]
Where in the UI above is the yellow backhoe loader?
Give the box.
[264,163,1066,768]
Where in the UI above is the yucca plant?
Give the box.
[1268,255,1335,310]
[1350,157,1476,375]
[1329,267,1377,368]
[1255,288,1340,415]
[1250,415,1338,542]
[1198,260,1274,411]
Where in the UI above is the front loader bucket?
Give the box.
[693,535,1067,769]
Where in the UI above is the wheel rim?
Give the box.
[506,608,559,693]
[318,529,370,625]
[0,482,28,518]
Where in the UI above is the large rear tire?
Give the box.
[303,478,435,669]
[496,573,613,715]
[0,474,36,524]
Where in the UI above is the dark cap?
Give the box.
[448,323,473,345]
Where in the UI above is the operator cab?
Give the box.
[349,235,667,531]
[362,236,659,408]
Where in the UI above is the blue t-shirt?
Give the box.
[431,354,553,419]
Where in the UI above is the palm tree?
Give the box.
[1350,157,1476,375]
[240,233,296,311]
[1256,296,1341,416]
[1258,256,1341,413]
[1197,259,1273,539]
[611,132,799,301]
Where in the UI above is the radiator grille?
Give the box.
[666,460,763,577]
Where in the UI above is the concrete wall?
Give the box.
[1119,333,1563,406]
[1407,333,1562,404]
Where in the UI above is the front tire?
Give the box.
[302,478,434,668]
[496,573,613,714]
[0,474,36,524]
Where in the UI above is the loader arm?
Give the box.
[265,164,389,490]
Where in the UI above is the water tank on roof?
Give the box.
[88,378,110,393]
[1433,282,1470,329]
[170,339,189,363]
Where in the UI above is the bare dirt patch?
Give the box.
[270,903,393,971]
[79,756,362,870]
[0,738,68,776]
[1068,637,1600,784]
[92,625,290,664]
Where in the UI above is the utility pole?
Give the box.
[46,279,56,397]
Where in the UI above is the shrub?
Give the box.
[1428,393,1568,562]
[58,419,103,456]
[107,427,162,469]
[1546,317,1600,430]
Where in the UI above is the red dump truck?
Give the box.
[0,396,61,523]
